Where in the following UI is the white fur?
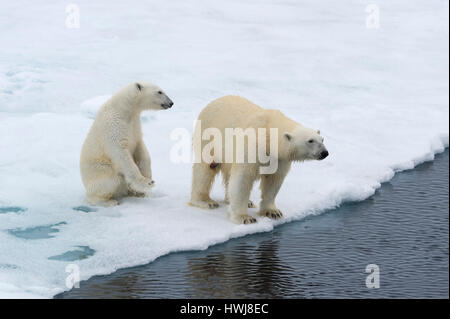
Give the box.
[80,82,173,206]
[189,95,328,224]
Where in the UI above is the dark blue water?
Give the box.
[57,150,449,299]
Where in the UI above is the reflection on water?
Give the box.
[184,240,296,298]
[57,150,449,299]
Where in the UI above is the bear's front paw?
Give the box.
[143,178,155,187]
[230,214,257,225]
[259,208,283,220]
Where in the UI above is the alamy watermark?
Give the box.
[365,264,380,289]
[65,4,80,29]
[65,264,80,289]
[365,4,380,29]
[171,120,280,174]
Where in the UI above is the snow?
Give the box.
[0,0,448,298]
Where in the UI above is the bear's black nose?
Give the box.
[161,101,174,109]
[319,150,329,160]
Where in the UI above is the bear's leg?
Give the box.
[189,163,219,209]
[105,142,153,194]
[258,160,291,220]
[222,168,230,204]
[134,141,153,180]
[223,168,255,208]
[227,165,257,224]
[85,168,123,206]
[225,194,256,208]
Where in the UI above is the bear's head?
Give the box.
[135,82,174,110]
[282,127,329,161]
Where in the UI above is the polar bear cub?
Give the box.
[189,96,329,224]
[80,82,173,206]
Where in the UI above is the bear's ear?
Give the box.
[317,130,321,135]
[136,83,143,91]
[284,133,292,141]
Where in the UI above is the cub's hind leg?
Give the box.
[84,163,124,206]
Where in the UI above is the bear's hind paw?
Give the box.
[248,200,256,208]
[189,199,219,209]
[88,198,119,207]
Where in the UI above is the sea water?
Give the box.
[57,150,449,298]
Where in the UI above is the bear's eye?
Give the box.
[308,139,314,144]
[158,91,162,94]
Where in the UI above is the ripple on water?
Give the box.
[56,150,449,299]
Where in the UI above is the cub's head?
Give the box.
[283,127,329,161]
[135,82,174,110]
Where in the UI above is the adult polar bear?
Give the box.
[190,96,329,224]
[80,82,173,206]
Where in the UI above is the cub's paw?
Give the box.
[230,214,257,225]
[129,177,154,194]
[189,199,220,209]
[103,199,119,207]
[259,208,283,220]
[88,198,118,207]
[143,178,155,187]
[128,190,146,198]
[248,200,256,208]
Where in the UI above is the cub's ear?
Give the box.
[136,83,143,91]
[317,130,321,135]
[284,133,292,141]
